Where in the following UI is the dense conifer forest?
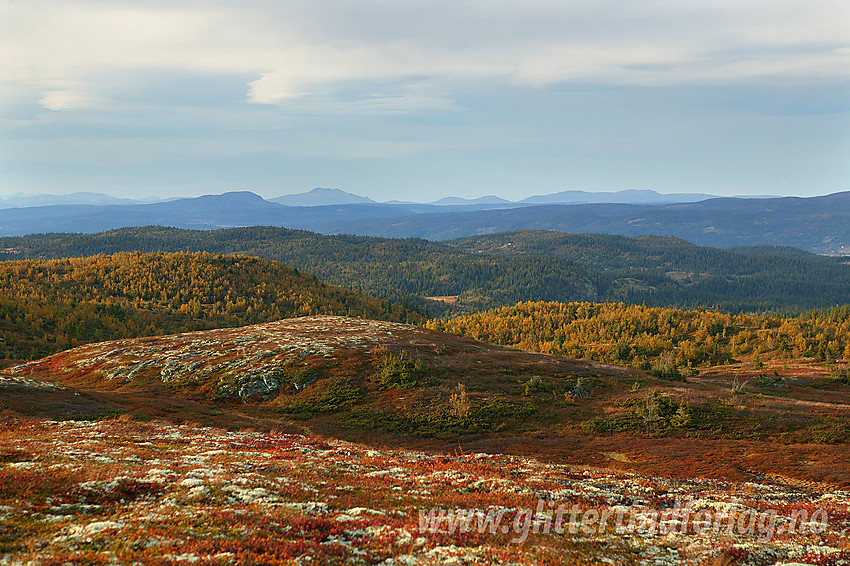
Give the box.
[2,226,849,315]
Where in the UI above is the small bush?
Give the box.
[289,367,318,391]
[448,384,471,418]
[809,423,849,444]
[731,376,748,394]
[649,352,684,381]
[754,372,784,387]
[521,375,545,396]
[583,393,730,436]
[828,366,850,385]
[276,380,361,418]
[339,397,536,439]
[569,376,591,399]
[373,353,431,389]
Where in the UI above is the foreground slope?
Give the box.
[2,316,624,439]
[3,316,849,488]
[1,418,847,565]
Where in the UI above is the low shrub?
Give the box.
[276,380,361,419]
[339,397,536,439]
[582,393,732,436]
[372,353,436,389]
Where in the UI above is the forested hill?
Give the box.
[446,230,850,312]
[449,231,841,269]
[430,301,850,371]
[329,192,850,253]
[2,226,850,315]
[0,227,596,315]
[0,252,420,360]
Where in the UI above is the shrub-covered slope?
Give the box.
[4,315,848,487]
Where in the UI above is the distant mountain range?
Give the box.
[0,192,165,209]
[274,187,766,206]
[431,195,513,205]
[520,188,726,205]
[269,187,376,206]
[2,189,848,254]
[1,187,725,210]
[331,193,850,254]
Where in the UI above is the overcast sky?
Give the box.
[2,0,849,201]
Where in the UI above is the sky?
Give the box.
[1,0,849,202]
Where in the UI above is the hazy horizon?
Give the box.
[0,186,821,205]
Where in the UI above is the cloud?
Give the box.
[38,90,104,111]
[3,0,848,114]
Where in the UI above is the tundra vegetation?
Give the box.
[3,316,848,478]
[0,417,846,565]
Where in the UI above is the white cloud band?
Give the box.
[2,0,848,112]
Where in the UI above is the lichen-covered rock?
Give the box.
[238,375,281,399]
